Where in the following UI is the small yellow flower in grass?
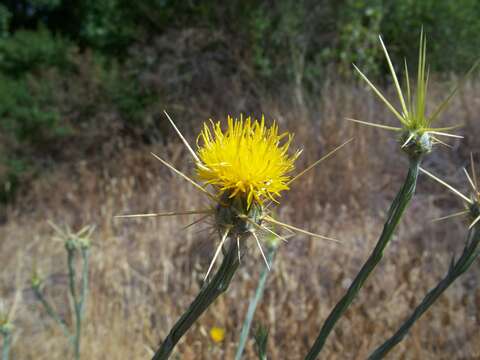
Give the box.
[349,30,479,156]
[117,111,353,280]
[196,115,300,208]
[209,326,225,343]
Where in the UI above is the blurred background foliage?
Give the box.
[0,0,479,203]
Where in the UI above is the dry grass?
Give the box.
[1,79,480,359]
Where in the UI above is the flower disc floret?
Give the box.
[196,115,299,208]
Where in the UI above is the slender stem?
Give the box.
[152,238,241,360]
[67,247,78,307]
[79,248,89,317]
[75,247,89,359]
[1,328,11,360]
[305,158,421,359]
[368,226,480,359]
[71,247,89,360]
[33,287,73,341]
[67,246,81,360]
[235,245,277,360]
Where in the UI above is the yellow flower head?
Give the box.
[209,326,225,343]
[196,115,299,208]
[117,111,348,281]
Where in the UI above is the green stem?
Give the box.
[368,226,480,359]
[72,247,89,360]
[305,158,421,359]
[33,287,73,341]
[79,248,89,317]
[67,247,81,360]
[1,328,11,360]
[235,245,277,360]
[77,247,89,350]
[152,239,241,360]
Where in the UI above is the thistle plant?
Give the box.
[32,223,93,360]
[117,112,351,359]
[305,31,469,359]
[369,158,480,358]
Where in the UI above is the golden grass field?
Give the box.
[1,80,480,359]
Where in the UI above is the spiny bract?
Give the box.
[196,115,300,208]
[349,30,479,153]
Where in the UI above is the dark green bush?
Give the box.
[0,74,68,144]
[381,0,480,73]
[0,27,75,76]
[0,155,27,204]
[0,71,69,203]
[0,5,11,38]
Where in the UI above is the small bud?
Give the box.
[78,237,91,249]
[65,238,78,252]
[400,131,432,159]
[0,321,13,334]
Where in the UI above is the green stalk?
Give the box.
[79,248,89,317]
[305,157,421,359]
[33,286,73,342]
[152,238,241,360]
[368,225,480,359]
[235,245,277,360]
[75,246,89,359]
[1,326,12,360]
[67,244,81,360]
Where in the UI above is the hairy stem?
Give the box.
[235,245,277,360]
[305,158,421,359]
[368,226,480,359]
[152,238,241,360]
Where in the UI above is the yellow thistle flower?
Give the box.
[117,111,352,279]
[196,115,300,208]
[209,326,225,343]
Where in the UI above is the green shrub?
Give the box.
[79,0,138,53]
[0,27,75,76]
[0,72,69,204]
[0,156,27,204]
[0,5,11,38]
[381,0,480,73]
[101,61,155,125]
[0,74,68,144]
[335,0,383,77]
